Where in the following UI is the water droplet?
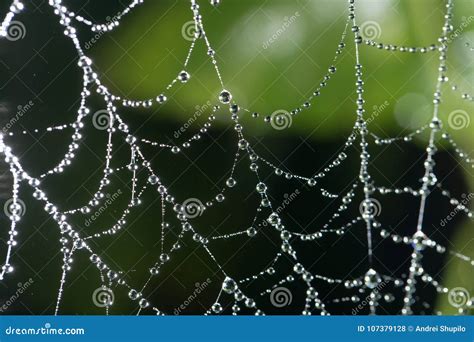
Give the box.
[211,302,223,313]
[246,227,257,237]
[128,289,141,300]
[226,177,236,187]
[178,70,190,83]
[222,277,237,294]
[219,90,232,104]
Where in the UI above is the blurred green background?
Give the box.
[0,0,472,315]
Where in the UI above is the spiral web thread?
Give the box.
[0,0,473,315]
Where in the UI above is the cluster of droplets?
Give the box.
[0,136,20,281]
[347,0,386,314]
[212,276,262,315]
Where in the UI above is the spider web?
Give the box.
[0,0,473,316]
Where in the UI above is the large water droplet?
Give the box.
[364,268,381,289]
[222,277,238,294]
